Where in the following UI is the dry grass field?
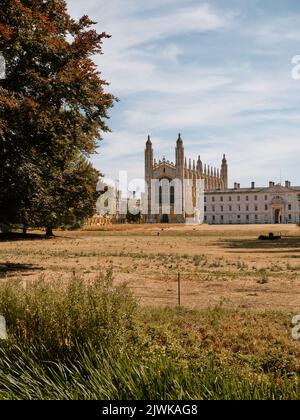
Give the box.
[1,223,300,312]
[0,223,299,399]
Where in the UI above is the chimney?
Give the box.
[269,181,274,188]
[285,180,291,188]
[251,182,255,189]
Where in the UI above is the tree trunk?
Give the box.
[22,227,27,236]
[45,227,54,237]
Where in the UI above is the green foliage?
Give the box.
[126,211,141,224]
[0,342,298,400]
[0,276,298,399]
[257,269,269,284]
[0,269,137,352]
[34,153,101,231]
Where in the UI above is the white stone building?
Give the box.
[144,134,300,225]
[205,181,300,225]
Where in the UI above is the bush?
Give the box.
[0,276,299,400]
[0,269,137,353]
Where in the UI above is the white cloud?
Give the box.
[98,52,232,95]
[157,44,181,63]
[254,16,300,43]
[121,72,299,131]
[68,1,229,49]
[66,0,300,187]
[106,4,228,50]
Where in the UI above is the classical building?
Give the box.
[144,134,300,224]
[205,182,300,225]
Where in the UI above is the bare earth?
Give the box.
[1,224,300,312]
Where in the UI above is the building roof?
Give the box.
[205,184,300,194]
[153,159,175,168]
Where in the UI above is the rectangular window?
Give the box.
[238,205,241,211]
[212,197,215,202]
[265,195,268,200]
[229,205,232,212]
[170,186,174,205]
[204,206,207,212]
[265,205,268,211]
[255,195,258,201]
[246,196,249,201]
[221,205,224,212]
[246,215,249,221]
[212,205,215,212]
[212,215,215,222]
[204,196,207,202]
[220,196,223,202]
[288,204,292,210]
[255,214,258,220]
[221,215,224,222]
[229,196,232,202]
[237,196,241,201]
[255,205,258,211]
[289,214,292,220]
[246,205,249,211]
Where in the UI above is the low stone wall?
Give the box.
[84,215,113,229]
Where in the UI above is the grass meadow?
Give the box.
[0,224,299,399]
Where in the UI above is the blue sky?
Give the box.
[67,0,300,189]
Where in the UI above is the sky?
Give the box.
[67,0,300,190]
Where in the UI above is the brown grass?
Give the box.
[1,224,300,312]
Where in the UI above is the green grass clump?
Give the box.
[0,269,137,353]
[257,269,269,284]
[0,273,299,400]
[0,341,298,400]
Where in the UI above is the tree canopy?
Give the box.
[0,0,115,233]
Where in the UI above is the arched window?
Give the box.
[158,178,172,207]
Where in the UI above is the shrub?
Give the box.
[0,277,299,400]
[257,269,268,284]
[0,268,137,353]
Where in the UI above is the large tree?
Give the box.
[35,153,101,235]
[0,0,115,233]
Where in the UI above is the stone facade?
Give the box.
[144,134,228,223]
[205,182,300,225]
[144,134,300,224]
